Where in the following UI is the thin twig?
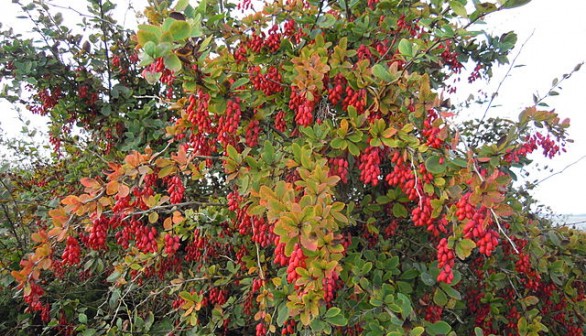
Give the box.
[98,0,113,101]
[408,150,423,208]
[530,154,586,187]
[477,30,535,125]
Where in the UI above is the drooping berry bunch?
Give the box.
[164,234,181,256]
[436,237,455,283]
[251,216,275,248]
[289,88,315,127]
[186,91,213,134]
[286,243,306,284]
[358,146,381,186]
[342,87,367,114]
[167,175,185,204]
[27,86,62,116]
[385,151,421,201]
[245,119,261,147]
[422,109,445,149]
[61,236,81,265]
[274,110,287,132]
[217,98,242,147]
[327,74,346,106]
[328,157,349,183]
[85,216,109,250]
[249,65,284,96]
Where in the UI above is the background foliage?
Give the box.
[0,0,584,335]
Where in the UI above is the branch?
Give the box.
[530,154,586,187]
[98,0,113,101]
[477,30,535,125]
[121,200,226,220]
[533,62,584,106]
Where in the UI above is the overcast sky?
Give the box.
[1,0,585,215]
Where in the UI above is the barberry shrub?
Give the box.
[2,0,585,335]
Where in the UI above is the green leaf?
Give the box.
[164,54,182,72]
[392,203,408,218]
[450,0,468,17]
[439,283,461,300]
[425,156,446,174]
[455,238,476,260]
[325,313,347,326]
[427,321,451,335]
[410,327,425,336]
[398,39,413,57]
[169,20,191,40]
[276,304,290,326]
[325,307,341,318]
[174,0,189,10]
[137,25,161,45]
[262,140,275,164]
[372,64,397,83]
[231,77,249,90]
[502,0,532,9]
[433,288,448,306]
[318,14,337,28]
[420,272,435,286]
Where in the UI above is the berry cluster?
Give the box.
[438,41,463,75]
[245,119,261,147]
[385,151,421,201]
[357,44,373,61]
[328,157,349,183]
[342,87,367,114]
[327,74,346,106]
[185,229,207,262]
[422,109,444,149]
[85,217,109,250]
[358,146,381,186]
[273,236,288,266]
[286,243,306,284]
[437,237,455,283]
[252,216,275,248]
[322,272,340,304]
[61,236,81,265]
[424,304,443,323]
[164,234,181,256]
[396,14,421,37]
[249,65,284,96]
[274,110,287,132]
[289,88,315,127]
[167,175,185,204]
[135,224,159,253]
[28,87,62,116]
[227,190,243,212]
[255,322,267,336]
[457,193,500,256]
[233,44,247,63]
[281,319,296,335]
[186,91,213,134]
[217,99,242,147]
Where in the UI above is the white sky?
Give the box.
[1,0,585,214]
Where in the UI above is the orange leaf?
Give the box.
[172,147,189,166]
[163,217,173,231]
[31,230,48,243]
[172,211,184,224]
[118,184,130,198]
[106,180,119,195]
[47,227,63,239]
[80,177,102,194]
[49,208,68,228]
[125,151,143,168]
